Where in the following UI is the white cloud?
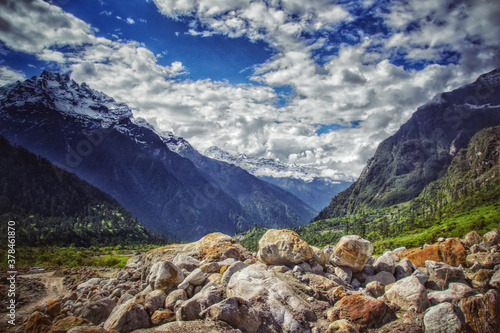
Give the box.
[0,66,26,86]
[1,0,499,180]
[126,17,135,24]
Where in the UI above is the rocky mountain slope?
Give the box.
[0,71,315,240]
[315,68,500,221]
[204,146,352,211]
[0,135,160,247]
[14,228,500,332]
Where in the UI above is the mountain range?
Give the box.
[0,71,316,241]
[315,68,500,221]
[203,146,353,211]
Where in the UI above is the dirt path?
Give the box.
[17,271,66,317]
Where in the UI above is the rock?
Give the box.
[365,271,396,286]
[392,247,407,260]
[150,309,176,325]
[73,298,117,325]
[221,262,249,287]
[382,276,430,312]
[303,273,338,293]
[227,263,314,332]
[327,285,349,304]
[118,292,135,305]
[46,299,62,317]
[257,229,314,266]
[366,281,385,298]
[103,301,151,333]
[178,268,208,289]
[490,269,500,289]
[221,247,241,260]
[203,297,262,333]
[463,231,483,248]
[394,258,415,280]
[51,317,92,333]
[466,252,500,269]
[374,252,396,274]
[459,289,500,332]
[323,245,335,262]
[311,246,327,266]
[67,326,118,333]
[146,261,184,292]
[327,294,395,329]
[483,228,500,244]
[130,320,241,332]
[144,290,166,314]
[326,319,359,333]
[208,273,223,284]
[425,260,466,289]
[329,235,374,273]
[311,262,324,275]
[164,289,187,311]
[172,254,200,272]
[200,262,222,273]
[182,232,251,262]
[404,238,466,267]
[176,282,224,321]
[412,267,429,285]
[24,312,52,333]
[116,271,131,281]
[334,266,352,285]
[423,303,467,333]
[77,278,103,293]
[125,255,142,270]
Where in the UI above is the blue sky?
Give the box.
[1,0,499,180]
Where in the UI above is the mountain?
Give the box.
[204,146,353,211]
[0,71,315,240]
[315,68,500,221]
[0,135,162,247]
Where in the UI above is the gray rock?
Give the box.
[412,267,430,285]
[366,281,385,298]
[382,276,430,312]
[146,261,184,292]
[227,263,314,333]
[374,252,396,274]
[118,292,135,305]
[176,282,224,321]
[489,269,500,289]
[426,260,466,289]
[104,300,150,333]
[297,262,313,273]
[423,303,467,333]
[365,271,396,286]
[178,268,208,289]
[117,271,131,281]
[323,245,335,262]
[131,320,241,332]
[428,282,476,305]
[483,229,500,244]
[76,278,102,293]
[173,254,200,272]
[221,261,249,288]
[463,231,483,248]
[334,266,352,285]
[395,258,415,281]
[164,289,187,311]
[203,297,262,333]
[145,289,167,314]
[72,297,116,325]
[311,262,324,275]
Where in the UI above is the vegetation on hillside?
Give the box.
[0,135,167,247]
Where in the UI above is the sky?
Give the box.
[0,0,499,180]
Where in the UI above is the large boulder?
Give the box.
[403,238,466,267]
[483,228,500,244]
[428,283,476,306]
[327,294,395,329]
[459,289,500,332]
[73,298,117,325]
[178,268,208,289]
[227,263,314,332]
[144,290,167,314]
[131,320,241,332]
[257,229,314,266]
[329,235,373,273]
[221,262,249,287]
[146,261,184,292]
[164,289,187,311]
[176,282,224,321]
[382,276,430,312]
[463,231,483,248]
[365,271,396,286]
[24,312,52,333]
[466,252,500,269]
[203,297,262,333]
[172,254,200,272]
[374,252,396,274]
[425,260,466,289]
[103,301,150,333]
[423,303,467,333]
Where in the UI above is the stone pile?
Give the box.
[24,229,500,332]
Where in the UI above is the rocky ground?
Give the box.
[14,228,500,332]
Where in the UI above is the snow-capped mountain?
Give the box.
[204,146,353,211]
[0,71,316,240]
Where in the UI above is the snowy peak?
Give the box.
[204,146,353,182]
[0,70,132,124]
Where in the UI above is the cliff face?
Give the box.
[316,68,500,220]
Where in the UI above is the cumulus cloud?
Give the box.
[0,66,26,86]
[1,0,499,180]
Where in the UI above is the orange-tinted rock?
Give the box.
[24,312,52,333]
[459,289,500,332]
[46,299,62,318]
[329,236,373,273]
[327,294,395,329]
[257,229,314,266]
[151,310,176,325]
[403,238,466,267]
[51,317,92,333]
